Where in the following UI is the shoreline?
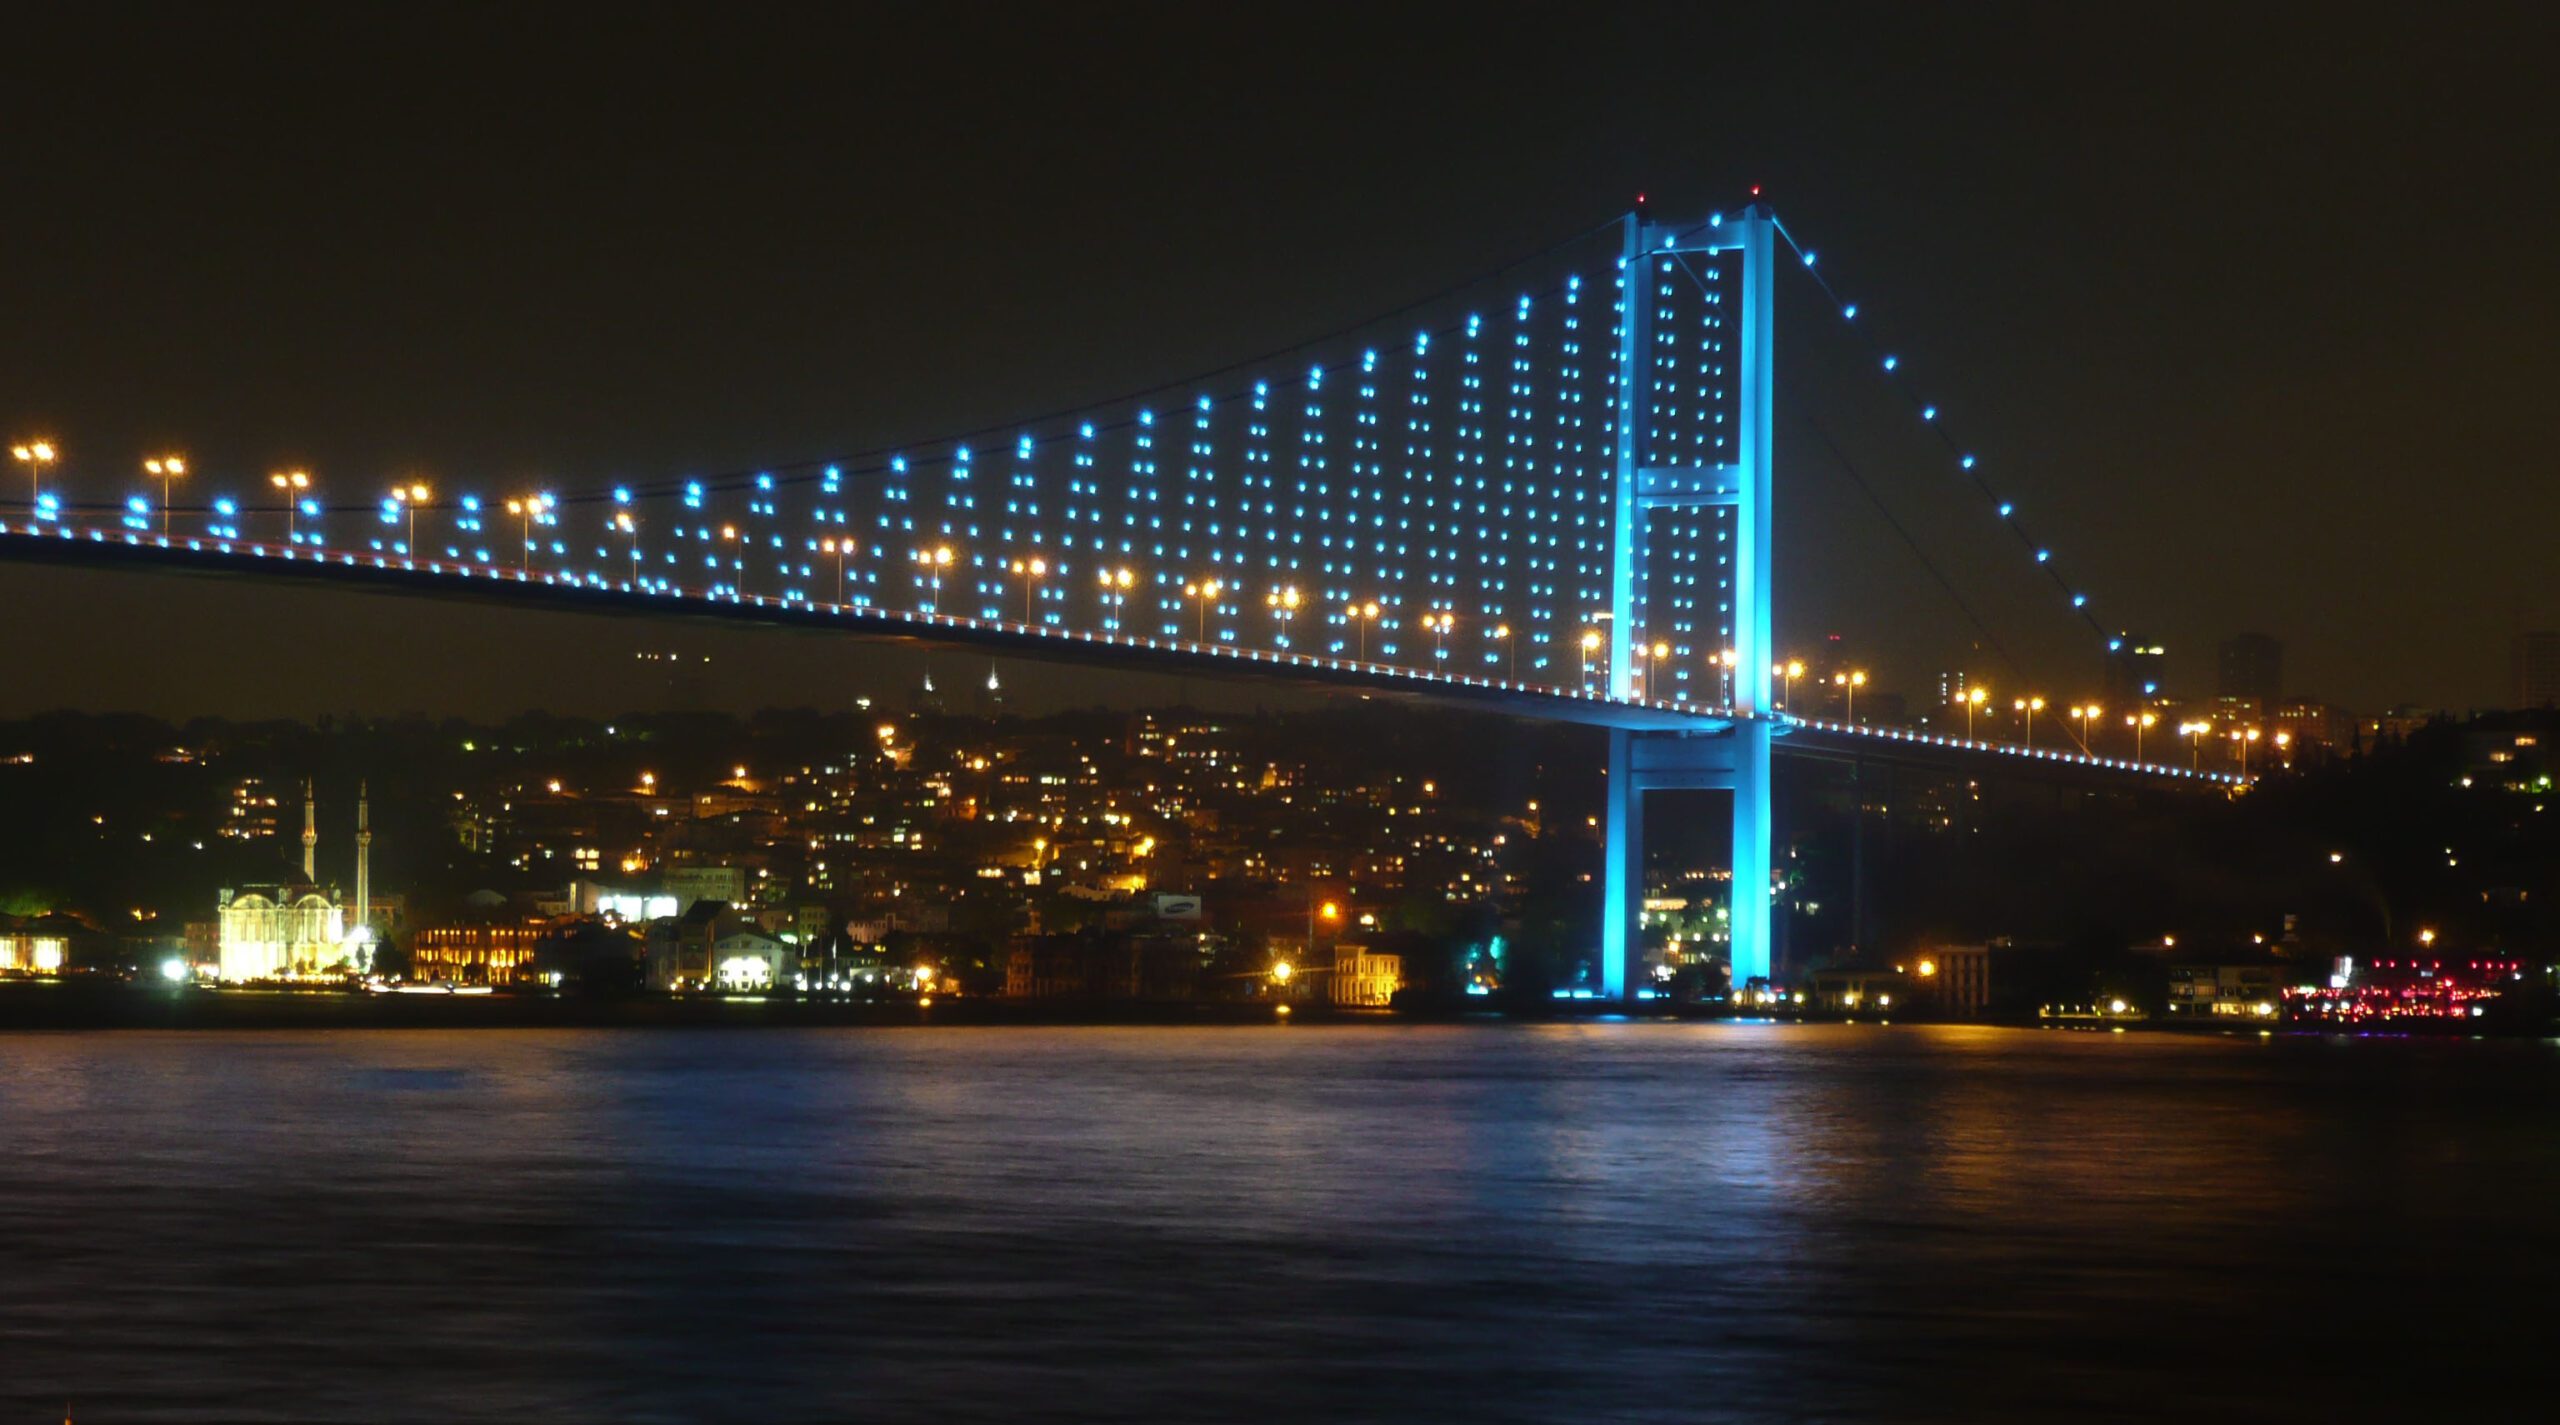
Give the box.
[2,982,2546,1036]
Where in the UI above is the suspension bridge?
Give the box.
[0,202,2240,1001]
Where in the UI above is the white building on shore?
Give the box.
[214,779,376,981]
[216,885,353,981]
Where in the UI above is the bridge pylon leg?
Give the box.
[1728,719,1773,996]
[1600,728,1641,1000]
[1601,724,1770,1004]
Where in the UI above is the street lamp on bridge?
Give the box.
[1773,659,1806,712]
[1266,585,1300,647]
[1642,641,1670,701]
[1963,686,1989,739]
[12,440,57,520]
[1008,556,1047,623]
[2068,702,2103,754]
[913,544,954,611]
[144,454,186,536]
[271,469,312,544]
[1837,669,1869,723]
[387,482,430,553]
[2014,695,2046,747]
[1428,611,1458,665]
[2126,710,2158,761]
[804,534,860,604]
[2231,726,2262,777]
[1345,600,1380,661]
[1182,577,1223,644]
[2179,720,2211,770]
[1099,565,1135,630]
[505,492,553,572]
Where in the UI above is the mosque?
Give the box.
[214,780,378,981]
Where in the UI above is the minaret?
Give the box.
[301,778,318,882]
[355,780,372,940]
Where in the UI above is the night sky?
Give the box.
[1,4,2551,720]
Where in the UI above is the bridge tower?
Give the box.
[1601,205,1777,1001]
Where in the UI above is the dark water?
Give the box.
[2,1023,2553,1422]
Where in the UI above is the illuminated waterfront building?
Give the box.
[648,899,756,989]
[213,780,369,980]
[1930,944,1993,1018]
[1806,967,1909,1013]
[215,885,351,981]
[2165,963,2282,1018]
[0,916,71,975]
[411,918,549,986]
[709,929,793,991]
[1328,943,1403,1007]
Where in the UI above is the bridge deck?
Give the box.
[0,522,2240,787]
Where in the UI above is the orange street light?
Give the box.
[13,439,58,519]
[1344,600,1384,661]
[389,482,431,552]
[272,469,313,544]
[1837,669,1869,722]
[1009,556,1047,623]
[913,544,955,609]
[1182,577,1224,643]
[1097,565,1136,628]
[144,454,187,536]
[1266,585,1301,646]
[2125,709,2158,761]
[504,492,553,571]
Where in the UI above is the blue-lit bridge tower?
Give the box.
[1599,206,1777,1000]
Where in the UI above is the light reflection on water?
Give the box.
[2,1023,2553,1422]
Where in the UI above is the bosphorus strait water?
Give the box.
[2,1023,2553,1422]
